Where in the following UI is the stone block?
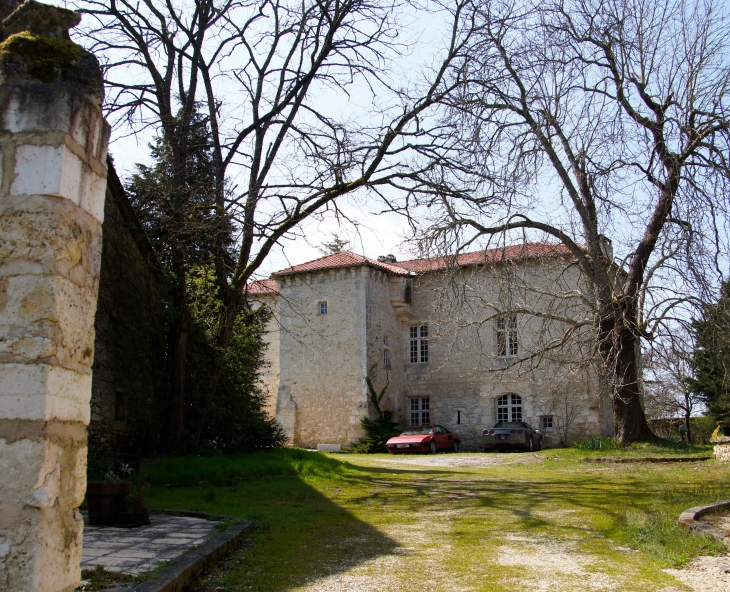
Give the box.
[0,364,92,422]
[11,144,83,204]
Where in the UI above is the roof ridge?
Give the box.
[397,241,563,264]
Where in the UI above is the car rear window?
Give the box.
[494,422,523,428]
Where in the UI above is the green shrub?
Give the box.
[352,416,401,453]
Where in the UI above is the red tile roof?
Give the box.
[245,243,571,295]
[395,242,571,272]
[271,251,412,277]
[246,279,279,295]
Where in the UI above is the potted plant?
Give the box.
[86,464,133,525]
[116,471,151,528]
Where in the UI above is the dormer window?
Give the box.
[319,301,328,315]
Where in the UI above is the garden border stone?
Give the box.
[678,499,730,548]
[125,510,252,592]
[582,456,712,464]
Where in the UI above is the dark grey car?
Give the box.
[481,421,543,452]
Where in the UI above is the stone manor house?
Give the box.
[249,244,615,450]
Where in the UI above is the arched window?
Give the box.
[497,393,522,422]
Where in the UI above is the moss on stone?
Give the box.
[0,31,83,83]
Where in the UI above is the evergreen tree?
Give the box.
[688,282,730,421]
[125,112,282,453]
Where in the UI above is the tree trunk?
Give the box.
[598,301,656,444]
[169,247,189,451]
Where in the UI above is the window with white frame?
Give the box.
[318,301,328,315]
[410,397,430,426]
[409,325,429,363]
[496,316,518,357]
[541,415,555,431]
[497,393,522,422]
[383,337,392,368]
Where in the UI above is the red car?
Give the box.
[386,425,461,454]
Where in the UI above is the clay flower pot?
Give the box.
[86,482,132,525]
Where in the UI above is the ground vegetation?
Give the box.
[141,448,728,591]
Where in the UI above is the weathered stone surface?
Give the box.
[0,5,109,588]
[253,256,612,450]
[714,442,730,461]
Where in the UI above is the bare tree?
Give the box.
[73,0,474,445]
[644,331,703,441]
[409,0,730,443]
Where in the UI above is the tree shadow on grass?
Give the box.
[145,455,400,591]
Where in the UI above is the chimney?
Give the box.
[377,254,397,263]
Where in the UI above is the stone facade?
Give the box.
[87,165,167,460]
[251,247,613,450]
[0,4,109,591]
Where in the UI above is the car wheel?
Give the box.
[429,440,437,454]
[452,441,459,453]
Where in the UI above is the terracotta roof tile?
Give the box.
[271,251,412,277]
[246,243,572,295]
[396,243,571,272]
[246,279,279,295]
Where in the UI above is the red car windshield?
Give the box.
[400,427,432,435]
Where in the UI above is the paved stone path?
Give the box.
[82,514,219,575]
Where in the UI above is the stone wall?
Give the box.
[258,254,612,450]
[365,269,405,418]
[0,4,109,590]
[251,293,280,419]
[87,165,166,460]
[404,259,611,448]
[275,268,370,446]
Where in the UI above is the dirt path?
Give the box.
[289,453,722,592]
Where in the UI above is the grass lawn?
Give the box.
[143,447,729,591]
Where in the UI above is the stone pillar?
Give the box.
[0,3,109,591]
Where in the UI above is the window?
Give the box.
[496,316,518,357]
[497,393,522,422]
[319,301,328,315]
[541,415,555,431]
[457,410,461,425]
[410,397,430,426]
[383,337,392,368]
[409,325,429,363]
[114,391,127,422]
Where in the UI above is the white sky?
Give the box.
[65,0,451,278]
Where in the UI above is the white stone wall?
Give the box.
[403,259,610,448]
[257,256,612,450]
[275,268,371,447]
[250,294,280,419]
[365,269,405,420]
[0,79,109,592]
